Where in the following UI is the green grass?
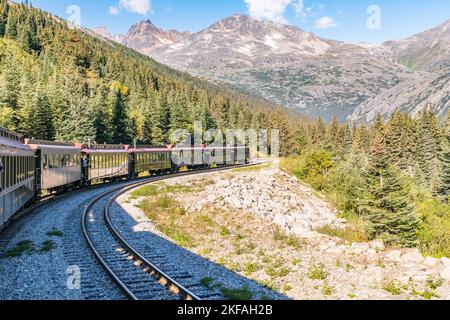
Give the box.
[46,228,64,237]
[221,286,254,300]
[158,223,195,248]
[130,184,159,199]
[322,282,335,296]
[383,280,403,295]
[200,277,214,288]
[316,224,367,244]
[307,263,329,280]
[220,226,230,237]
[2,240,35,258]
[39,240,57,253]
[244,263,261,276]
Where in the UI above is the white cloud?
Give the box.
[244,0,293,24]
[315,16,338,29]
[293,0,304,16]
[119,0,152,15]
[294,1,324,20]
[109,6,120,15]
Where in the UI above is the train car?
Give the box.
[127,145,172,179]
[171,146,206,171]
[203,146,250,166]
[0,128,35,230]
[26,139,82,194]
[81,144,129,184]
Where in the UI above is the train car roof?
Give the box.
[82,149,129,154]
[0,137,33,151]
[27,144,81,152]
[128,148,171,153]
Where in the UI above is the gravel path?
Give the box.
[0,184,129,300]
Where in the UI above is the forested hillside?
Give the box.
[0,0,297,150]
[283,110,450,256]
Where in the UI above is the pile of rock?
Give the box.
[186,169,345,237]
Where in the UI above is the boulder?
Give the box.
[423,257,439,268]
[401,249,424,264]
[368,240,385,251]
[351,243,370,251]
[441,257,450,267]
[385,250,402,263]
[439,267,450,281]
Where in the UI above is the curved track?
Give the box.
[82,164,257,300]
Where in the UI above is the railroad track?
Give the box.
[82,164,259,301]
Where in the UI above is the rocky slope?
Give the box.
[121,167,450,300]
[350,67,450,123]
[385,19,450,72]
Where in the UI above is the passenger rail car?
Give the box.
[0,129,35,229]
[26,139,82,193]
[0,125,252,231]
[82,144,129,183]
[128,146,172,179]
[203,146,250,167]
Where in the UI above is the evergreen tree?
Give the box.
[30,85,54,140]
[110,84,129,144]
[358,124,418,247]
[91,87,112,144]
[440,114,450,197]
[416,110,440,189]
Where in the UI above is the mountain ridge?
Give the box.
[93,14,450,122]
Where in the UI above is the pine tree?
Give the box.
[110,84,129,144]
[440,114,450,197]
[0,0,9,37]
[358,124,418,247]
[30,85,55,140]
[416,109,440,189]
[91,88,112,144]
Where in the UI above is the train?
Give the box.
[0,127,250,231]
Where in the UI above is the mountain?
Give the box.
[96,14,450,122]
[148,14,415,121]
[350,67,450,123]
[384,19,450,71]
[91,26,125,43]
[93,21,191,56]
[350,20,450,123]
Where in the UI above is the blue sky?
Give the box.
[23,0,450,43]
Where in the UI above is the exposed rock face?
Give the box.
[122,20,191,55]
[92,21,191,55]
